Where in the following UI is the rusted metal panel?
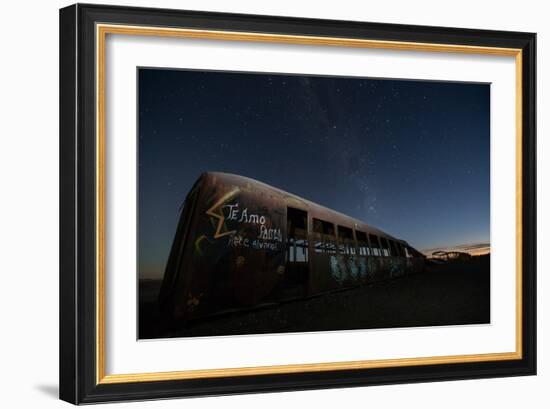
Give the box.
[160,172,426,322]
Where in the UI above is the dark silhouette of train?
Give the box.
[159,172,425,321]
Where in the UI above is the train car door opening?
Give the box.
[285,207,309,298]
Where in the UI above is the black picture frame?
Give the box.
[60,3,536,404]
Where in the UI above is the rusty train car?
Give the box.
[159,172,425,321]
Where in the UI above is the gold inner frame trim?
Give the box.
[95,23,523,385]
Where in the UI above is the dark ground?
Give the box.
[139,255,490,339]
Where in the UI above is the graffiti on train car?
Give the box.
[328,256,363,283]
[195,186,284,255]
[223,196,283,252]
[225,202,265,225]
[224,202,283,244]
[227,234,281,251]
[160,172,428,324]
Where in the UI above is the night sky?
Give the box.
[138,68,490,279]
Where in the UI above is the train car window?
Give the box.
[350,232,357,255]
[404,246,412,258]
[395,242,403,257]
[356,231,369,256]
[287,207,309,263]
[365,234,373,256]
[337,226,355,255]
[379,237,390,256]
[389,240,399,257]
[369,234,381,256]
[312,218,337,254]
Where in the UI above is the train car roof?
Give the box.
[198,172,415,248]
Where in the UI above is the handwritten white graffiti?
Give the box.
[227,235,280,251]
[224,203,266,225]
[223,202,282,241]
[222,202,283,251]
[258,225,283,242]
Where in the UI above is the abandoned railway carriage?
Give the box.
[159,172,425,321]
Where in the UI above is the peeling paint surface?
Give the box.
[159,172,425,321]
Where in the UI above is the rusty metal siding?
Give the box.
[161,172,425,321]
[170,173,288,319]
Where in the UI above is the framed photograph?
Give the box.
[59,3,536,404]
